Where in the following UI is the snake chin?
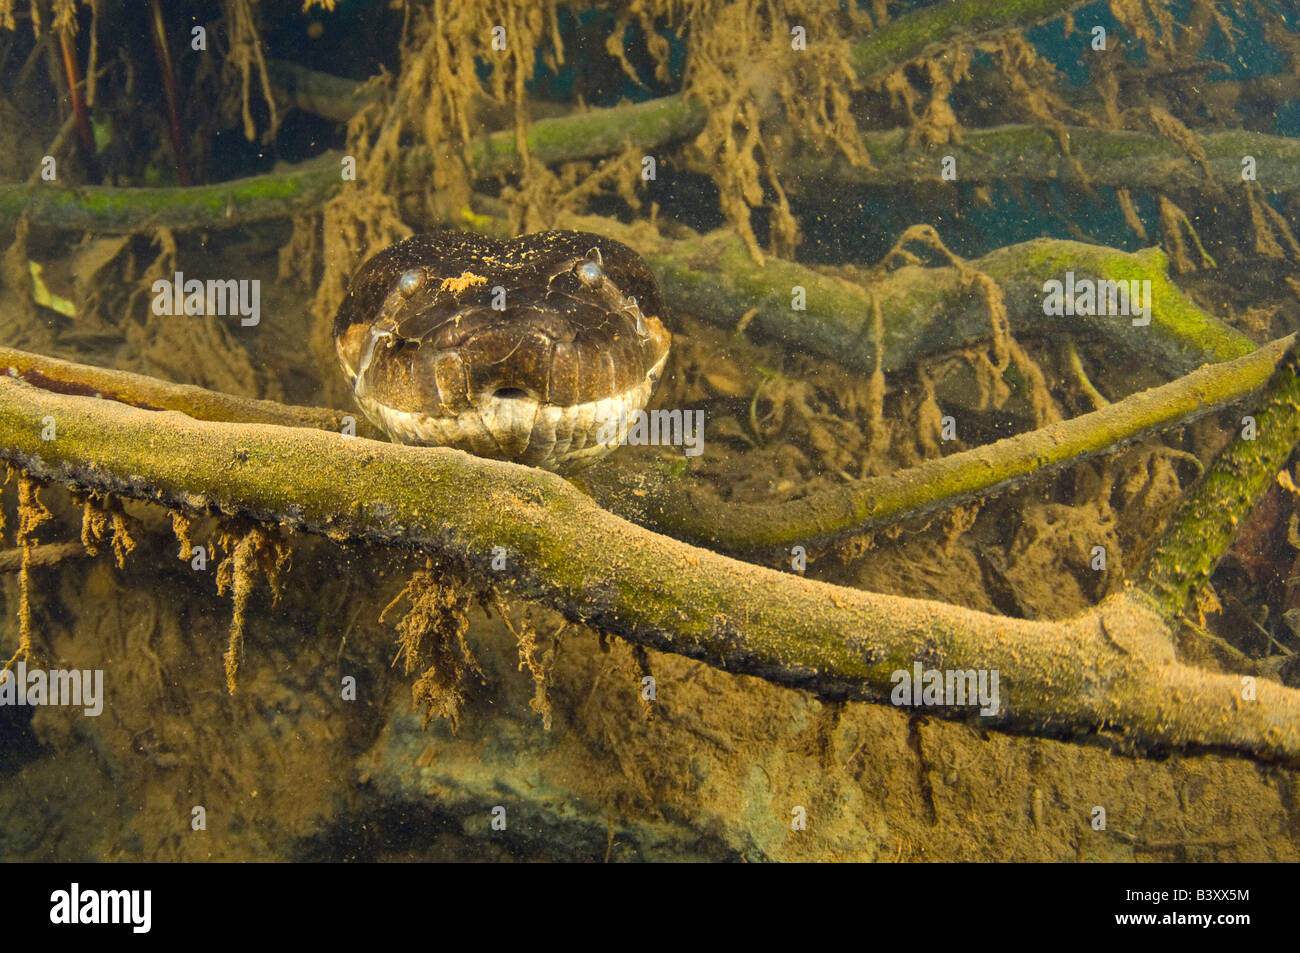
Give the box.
[359,349,669,472]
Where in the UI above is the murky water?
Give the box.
[0,0,1298,863]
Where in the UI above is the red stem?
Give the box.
[58,26,101,184]
[149,0,193,187]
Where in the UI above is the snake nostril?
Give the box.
[492,387,531,401]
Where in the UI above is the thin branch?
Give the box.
[0,540,87,572]
[0,344,380,437]
[1138,341,1300,622]
[591,336,1296,552]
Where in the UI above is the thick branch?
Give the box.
[563,216,1255,379]
[0,377,1296,761]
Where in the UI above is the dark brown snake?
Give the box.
[333,229,671,471]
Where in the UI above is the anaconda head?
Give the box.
[332,229,671,472]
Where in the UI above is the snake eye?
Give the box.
[398,269,423,297]
[576,259,604,288]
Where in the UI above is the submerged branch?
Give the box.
[0,329,1274,555]
[563,217,1255,379]
[0,377,1297,762]
[850,0,1087,79]
[776,125,1300,194]
[593,337,1296,552]
[0,152,343,233]
[0,344,379,437]
[1139,341,1300,623]
[0,541,88,572]
[14,120,1296,235]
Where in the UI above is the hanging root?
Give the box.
[6,473,53,669]
[214,523,291,694]
[1244,182,1300,262]
[1158,195,1217,272]
[77,491,137,568]
[383,559,483,732]
[171,511,194,561]
[491,589,562,730]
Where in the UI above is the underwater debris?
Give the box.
[383,560,483,732]
[214,522,290,693]
[76,489,136,568]
[6,470,51,668]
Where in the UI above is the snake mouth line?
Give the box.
[358,350,670,472]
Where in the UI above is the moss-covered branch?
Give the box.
[593,336,1296,552]
[0,152,344,233]
[0,326,1271,556]
[564,216,1255,378]
[1138,341,1300,623]
[0,344,380,437]
[0,376,1297,762]
[777,124,1300,193]
[850,0,1087,79]
[10,110,1298,233]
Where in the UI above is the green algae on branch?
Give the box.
[4,336,1277,559]
[592,336,1297,552]
[850,0,1089,79]
[0,153,343,233]
[567,216,1255,377]
[1138,341,1300,624]
[0,377,1298,762]
[976,240,1256,370]
[776,125,1300,194]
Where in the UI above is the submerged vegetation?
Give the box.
[1,0,1299,860]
